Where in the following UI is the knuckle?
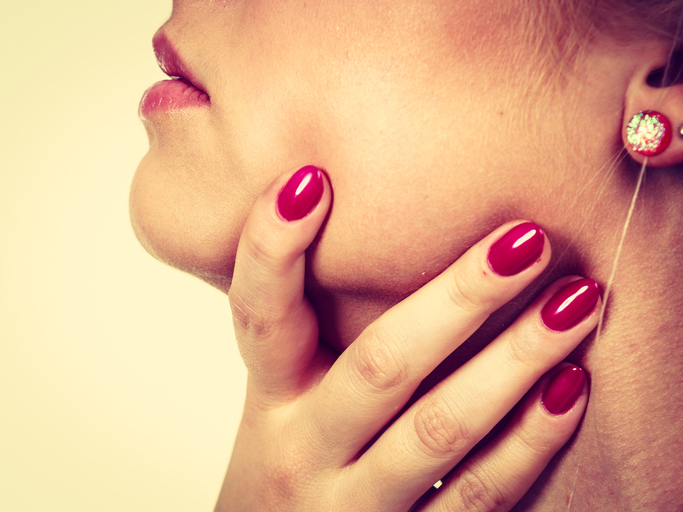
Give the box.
[451,470,508,512]
[351,326,409,394]
[228,289,276,340]
[244,220,286,267]
[445,267,491,315]
[414,396,471,459]
[263,442,310,503]
[505,330,541,369]
[512,422,554,460]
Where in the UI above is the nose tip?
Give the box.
[152,29,168,68]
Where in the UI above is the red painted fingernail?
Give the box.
[277,165,324,221]
[541,278,600,331]
[487,222,545,276]
[542,365,586,415]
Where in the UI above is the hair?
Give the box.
[576,0,683,41]
[530,0,683,85]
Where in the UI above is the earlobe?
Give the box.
[624,53,683,167]
[625,110,672,157]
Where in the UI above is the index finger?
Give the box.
[299,221,550,458]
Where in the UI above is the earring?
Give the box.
[626,111,672,157]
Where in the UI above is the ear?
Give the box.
[624,46,683,167]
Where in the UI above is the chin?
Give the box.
[129,150,251,292]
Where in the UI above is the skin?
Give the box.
[131,0,683,509]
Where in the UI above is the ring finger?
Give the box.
[345,276,600,509]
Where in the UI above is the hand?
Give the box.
[216,166,599,512]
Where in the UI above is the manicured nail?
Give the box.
[277,165,324,221]
[542,365,586,415]
[541,278,600,331]
[487,222,545,276]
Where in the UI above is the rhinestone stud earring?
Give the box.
[625,111,672,156]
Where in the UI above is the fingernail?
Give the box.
[541,278,600,331]
[542,365,586,415]
[277,165,324,221]
[487,222,545,276]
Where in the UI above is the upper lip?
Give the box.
[152,31,209,97]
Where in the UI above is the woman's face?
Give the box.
[131,0,626,345]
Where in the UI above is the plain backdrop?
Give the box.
[0,1,247,510]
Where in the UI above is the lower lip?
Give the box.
[139,79,210,119]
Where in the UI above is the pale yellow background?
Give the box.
[0,2,247,510]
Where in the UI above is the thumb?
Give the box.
[228,166,332,401]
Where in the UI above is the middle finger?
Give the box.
[349,275,600,510]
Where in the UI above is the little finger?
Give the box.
[417,363,589,512]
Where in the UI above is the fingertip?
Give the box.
[276,165,328,222]
[272,165,332,253]
[539,363,589,418]
[479,221,551,284]
[540,278,601,333]
[486,221,546,277]
[240,165,332,263]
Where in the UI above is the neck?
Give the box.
[307,163,683,511]
[522,165,683,511]
[303,38,683,510]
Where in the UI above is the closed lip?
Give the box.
[138,31,211,119]
[152,31,209,95]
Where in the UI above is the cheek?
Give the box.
[307,154,516,300]
[300,75,525,299]
[131,0,532,293]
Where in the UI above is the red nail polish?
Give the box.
[277,166,324,221]
[542,365,586,415]
[541,278,600,331]
[487,222,545,276]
